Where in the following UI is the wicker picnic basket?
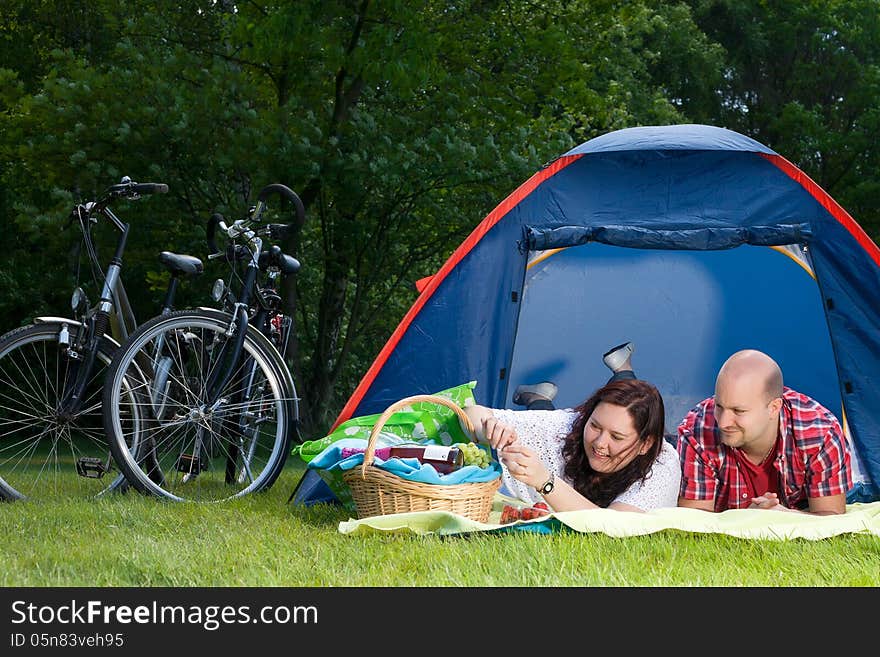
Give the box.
[342,394,501,522]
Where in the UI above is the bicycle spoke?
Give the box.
[0,348,54,414]
[104,312,294,501]
[0,326,128,500]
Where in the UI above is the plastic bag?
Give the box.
[292,380,478,463]
[290,381,478,509]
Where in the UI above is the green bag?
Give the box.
[292,380,478,463]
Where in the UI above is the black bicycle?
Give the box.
[101,183,304,502]
[0,178,203,501]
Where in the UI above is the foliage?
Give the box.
[1,1,878,436]
[685,0,880,235]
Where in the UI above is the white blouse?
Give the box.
[491,408,681,511]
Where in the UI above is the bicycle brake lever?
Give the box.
[266,223,290,239]
[224,220,244,239]
[65,204,91,230]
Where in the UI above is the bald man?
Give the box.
[677,350,852,515]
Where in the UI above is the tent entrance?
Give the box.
[507,242,841,440]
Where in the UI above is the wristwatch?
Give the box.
[539,473,555,495]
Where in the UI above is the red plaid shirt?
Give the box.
[677,387,851,511]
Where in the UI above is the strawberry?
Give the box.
[500,505,522,524]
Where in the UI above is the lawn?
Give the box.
[2,462,878,587]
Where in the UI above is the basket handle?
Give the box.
[359,394,477,477]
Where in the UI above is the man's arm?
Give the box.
[677,497,714,511]
[807,493,846,515]
[749,491,846,515]
[676,412,718,512]
[797,413,851,516]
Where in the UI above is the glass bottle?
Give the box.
[386,444,464,474]
[341,444,464,474]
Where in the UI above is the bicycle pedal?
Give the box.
[76,457,109,479]
[176,454,201,475]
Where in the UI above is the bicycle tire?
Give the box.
[103,309,296,502]
[0,321,133,501]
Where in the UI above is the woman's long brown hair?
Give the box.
[561,379,665,508]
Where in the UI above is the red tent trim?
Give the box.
[413,275,432,294]
[330,154,584,430]
[761,153,880,268]
[332,150,880,431]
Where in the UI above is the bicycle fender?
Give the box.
[32,316,122,348]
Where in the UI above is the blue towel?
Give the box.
[308,438,502,485]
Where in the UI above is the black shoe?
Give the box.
[603,341,634,372]
[512,382,558,406]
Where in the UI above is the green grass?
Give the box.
[2,463,878,587]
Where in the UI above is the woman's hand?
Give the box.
[480,416,520,451]
[499,443,550,489]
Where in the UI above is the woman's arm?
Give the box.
[462,404,520,451]
[500,443,645,513]
[462,404,493,443]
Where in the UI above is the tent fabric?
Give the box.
[524,223,813,251]
[566,123,776,156]
[332,124,880,499]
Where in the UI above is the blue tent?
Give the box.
[333,124,880,498]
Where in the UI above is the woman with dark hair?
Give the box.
[463,375,680,512]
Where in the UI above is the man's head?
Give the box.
[713,350,784,451]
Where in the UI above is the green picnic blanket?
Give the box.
[338,494,880,541]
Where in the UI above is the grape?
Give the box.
[454,442,493,468]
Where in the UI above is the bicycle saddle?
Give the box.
[159,252,204,277]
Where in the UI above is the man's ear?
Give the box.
[768,397,783,417]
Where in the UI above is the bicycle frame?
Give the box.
[51,181,203,423]
[200,185,303,485]
[57,207,132,418]
[0,178,178,495]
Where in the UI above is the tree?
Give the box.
[0,0,727,436]
[203,0,724,433]
[685,0,880,238]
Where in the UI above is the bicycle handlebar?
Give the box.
[105,180,169,199]
[133,182,169,195]
[206,212,225,256]
[68,177,169,231]
[252,183,305,230]
[206,183,305,260]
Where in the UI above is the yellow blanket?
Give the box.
[338,495,880,540]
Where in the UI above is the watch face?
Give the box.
[541,481,553,494]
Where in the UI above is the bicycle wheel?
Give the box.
[103,309,296,502]
[0,321,133,501]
